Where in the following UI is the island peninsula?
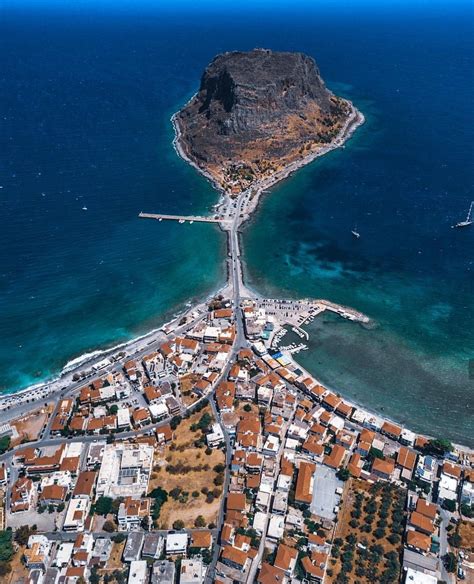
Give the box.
[0,50,470,584]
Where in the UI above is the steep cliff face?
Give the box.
[176,49,351,191]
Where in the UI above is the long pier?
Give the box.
[139,212,229,225]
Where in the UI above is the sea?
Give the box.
[2,0,473,445]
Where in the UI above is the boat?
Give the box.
[82,206,88,211]
[351,226,360,239]
[452,201,474,228]
[179,219,185,224]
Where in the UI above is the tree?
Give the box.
[337,468,350,481]
[94,496,113,516]
[194,515,206,528]
[109,404,118,415]
[173,519,185,530]
[0,436,10,455]
[170,487,182,500]
[443,552,457,573]
[90,566,100,584]
[14,525,33,546]
[442,499,456,512]
[448,533,462,548]
[0,532,13,564]
[170,416,182,430]
[112,533,126,544]
[243,404,252,412]
[102,520,116,532]
[427,438,453,456]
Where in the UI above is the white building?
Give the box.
[267,514,285,541]
[180,559,205,584]
[128,560,148,584]
[149,402,169,421]
[206,423,224,447]
[166,533,188,556]
[63,497,90,531]
[96,443,153,499]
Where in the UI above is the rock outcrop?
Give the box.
[175,49,352,192]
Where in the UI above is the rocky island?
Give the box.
[174,48,362,193]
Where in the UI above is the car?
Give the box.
[457,567,465,580]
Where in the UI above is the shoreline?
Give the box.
[0,101,362,403]
[3,99,472,453]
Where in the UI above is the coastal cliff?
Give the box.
[175,49,353,192]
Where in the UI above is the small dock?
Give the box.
[139,212,229,225]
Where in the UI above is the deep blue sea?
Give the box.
[2,1,473,444]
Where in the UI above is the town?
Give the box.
[0,291,472,584]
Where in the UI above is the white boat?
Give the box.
[452,201,473,228]
[82,206,88,211]
[351,226,360,239]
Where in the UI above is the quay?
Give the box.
[139,211,230,225]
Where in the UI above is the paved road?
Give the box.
[205,191,250,583]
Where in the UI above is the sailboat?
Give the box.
[351,225,360,239]
[452,201,474,228]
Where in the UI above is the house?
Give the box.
[274,544,298,576]
[301,551,328,583]
[123,532,145,562]
[226,493,246,513]
[165,532,187,556]
[144,385,162,405]
[258,563,288,584]
[132,408,151,428]
[409,511,435,535]
[322,392,341,412]
[190,531,213,550]
[406,530,431,554]
[151,560,175,584]
[117,497,151,531]
[73,471,97,499]
[11,476,34,512]
[128,560,148,584]
[180,558,205,584]
[220,545,250,571]
[156,424,173,444]
[39,484,67,507]
[295,461,316,504]
[63,497,90,531]
[415,498,437,521]
[372,457,396,481]
[381,421,402,441]
[24,535,52,571]
[142,533,164,560]
[323,445,347,470]
[397,446,417,480]
[206,423,225,448]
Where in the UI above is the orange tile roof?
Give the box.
[40,484,67,502]
[382,421,402,438]
[258,562,286,584]
[191,530,212,548]
[397,446,417,471]
[221,545,248,567]
[323,445,347,469]
[442,461,462,479]
[295,461,315,504]
[226,493,246,512]
[406,529,431,552]
[274,544,297,572]
[372,457,396,477]
[409,511,435,534]
[415,499,438,521]
[322,392,341,409]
